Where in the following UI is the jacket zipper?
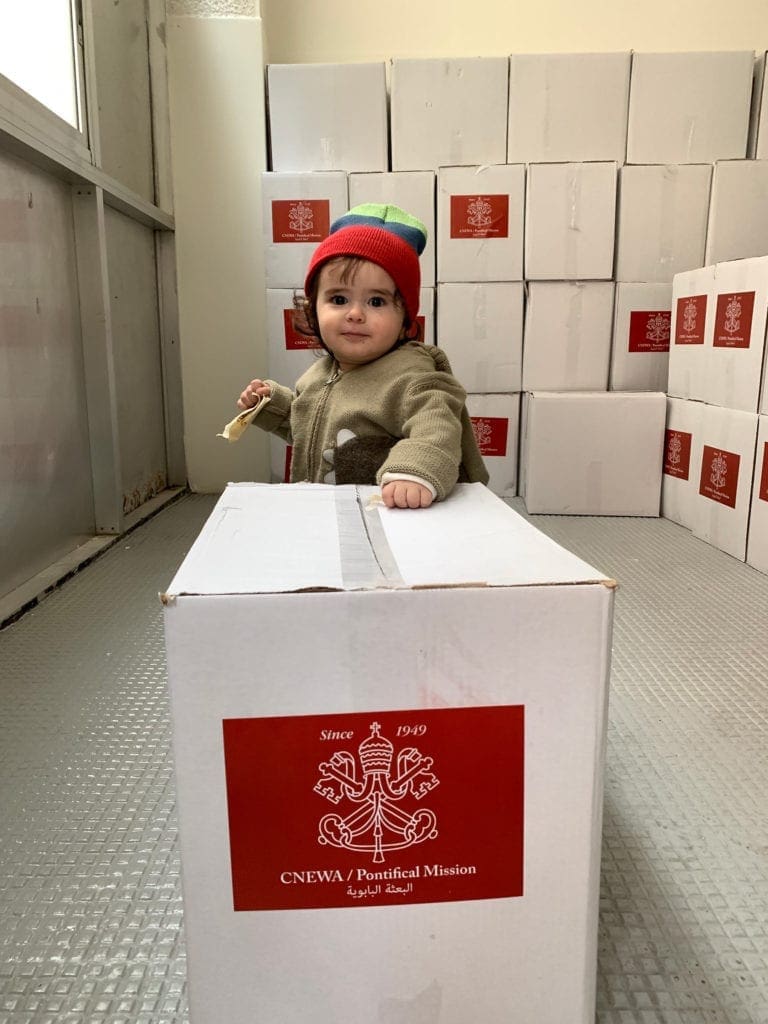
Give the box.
[306,364,341,479]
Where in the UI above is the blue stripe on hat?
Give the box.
[330,212,427,256]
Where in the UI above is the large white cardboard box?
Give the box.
[691,403,758,561]
[523,282,614,392]
[521,391,666,515]
[390,58,509,171]
[746,414,768,573]
[465,393,520,496]
[507,52,630,164]
[525,162,617,280]
[667,265,716,401]
[262,172,349,288]
[661,397,703,530]
[701,256,768,413]
[348,171,436,287]
[704,160,768,265]
[163,482,614,1024]
[437,164,525,282]
[267,63,387,173]
[615,164,712,283]
[609,283,672,392]
[436,282,524,393]
[626,51,754,164]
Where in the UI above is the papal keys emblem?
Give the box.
[314,722,439,863]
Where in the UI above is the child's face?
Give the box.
[315,259,406,372]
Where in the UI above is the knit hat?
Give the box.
[304,203,427,324]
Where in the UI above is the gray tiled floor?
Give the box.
[0,493,766,1023]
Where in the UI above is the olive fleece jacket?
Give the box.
[253,342,489,500]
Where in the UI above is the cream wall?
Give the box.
[262,0,768,62]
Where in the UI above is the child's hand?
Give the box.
[381,480,434,509]
[237,379,271,409]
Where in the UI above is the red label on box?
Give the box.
[450,195,509,239]
[713,291,755,348]
[759,442,768,503]
[223,705,524,911]
[282,309,321,351]
[283,444,293,483]
[271,199,330,243]
[470,416,509,457]
[674,294,707,345]
[628,310,671,353]
[699,444,740,508]
[663,429,692,480]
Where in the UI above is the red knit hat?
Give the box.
[304,203,427,325]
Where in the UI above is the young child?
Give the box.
[237,203,488,509]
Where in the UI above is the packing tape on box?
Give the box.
[334,488,404,590]
[658,166,679,276]
[565,283,585,383]
[564,165,583,279]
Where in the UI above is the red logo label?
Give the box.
[450,195,510,239]
[674,294,707,345]
[470,416,509,457]
[283,444,293,483]
[699,444,740,508]
[628,310,671,353]
[713,291,755,349]
[282,309,321,351]
[222,705,524,911]
[759,442,768,503]
[663,429,692,480]
[271,199,330,243]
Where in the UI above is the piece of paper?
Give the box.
[217,394,271,442]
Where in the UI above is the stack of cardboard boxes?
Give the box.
[664,257,768,570]
[259,51,768,541]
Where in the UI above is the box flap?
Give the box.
[164,483,609,598]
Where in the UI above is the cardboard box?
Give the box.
[661,397,703,530]
[667,265,716,401]
[626,51,754,164]
[705,160,768,265]
[418,287,435,346]
[262,172,349,288]
[525,163,617,281]
[437,165,525,283]
[701,256,768,413]
[436,282,523,393]
[507,52,630,164]
[609,283,672,392]
[269,435,292,484]
[523,282,614,392]
[747,52,767,159]
[746,414,768,573]
[615,164,712,283]
[266,289,323,387]
[390,58,509,171]
[163,482,613,1024]
[267,63,387,173]
[348,171,436,287]
[691,403,758,561]
[466,393,520,496]
[521,391,666,515]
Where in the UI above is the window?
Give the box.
[0,0,82,128]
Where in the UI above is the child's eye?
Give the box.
[329,294,347,305]
[369,296,387,307]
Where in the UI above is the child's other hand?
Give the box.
[237,379,271,409]
[381,480,434,509]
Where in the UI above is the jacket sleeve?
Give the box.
[246,380,295,442]
[376,371,467,501]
